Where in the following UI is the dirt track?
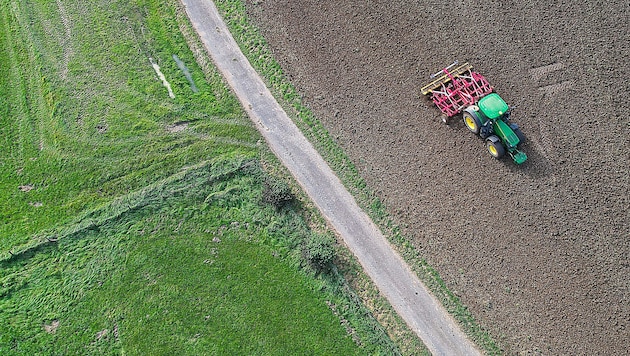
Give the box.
[243,1,629,354]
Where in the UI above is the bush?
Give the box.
[303,232,335,272]
[261,175,294,209]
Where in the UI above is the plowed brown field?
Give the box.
[243,1,629,354]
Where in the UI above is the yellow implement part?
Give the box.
[420,62,473,95]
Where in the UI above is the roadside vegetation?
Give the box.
[0,0,401,354]
[213,0,501,354]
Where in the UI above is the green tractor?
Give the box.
[421,61,527,164]
[462,93,527,164]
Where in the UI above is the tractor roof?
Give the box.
[478,93,509,120]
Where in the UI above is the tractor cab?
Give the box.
[477,93,509,121]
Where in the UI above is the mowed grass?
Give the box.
[0,0,243,248]
[0,0,398,354]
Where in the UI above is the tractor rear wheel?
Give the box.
[486,137,506,158]
[463,109,482,135]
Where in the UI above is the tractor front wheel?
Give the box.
[486,137,506,159]
[509,123,526,143]
[463,108,482,135]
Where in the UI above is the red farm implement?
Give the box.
[420,61,493,118]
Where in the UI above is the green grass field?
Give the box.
[0,0,401,354]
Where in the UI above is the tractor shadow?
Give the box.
[502,134,555,179]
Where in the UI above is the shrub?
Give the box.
[261,175,294,209]
[303,232,335,272]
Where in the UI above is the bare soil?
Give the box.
[243,1,629,354]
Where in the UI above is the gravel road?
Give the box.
[180,0,482,354]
